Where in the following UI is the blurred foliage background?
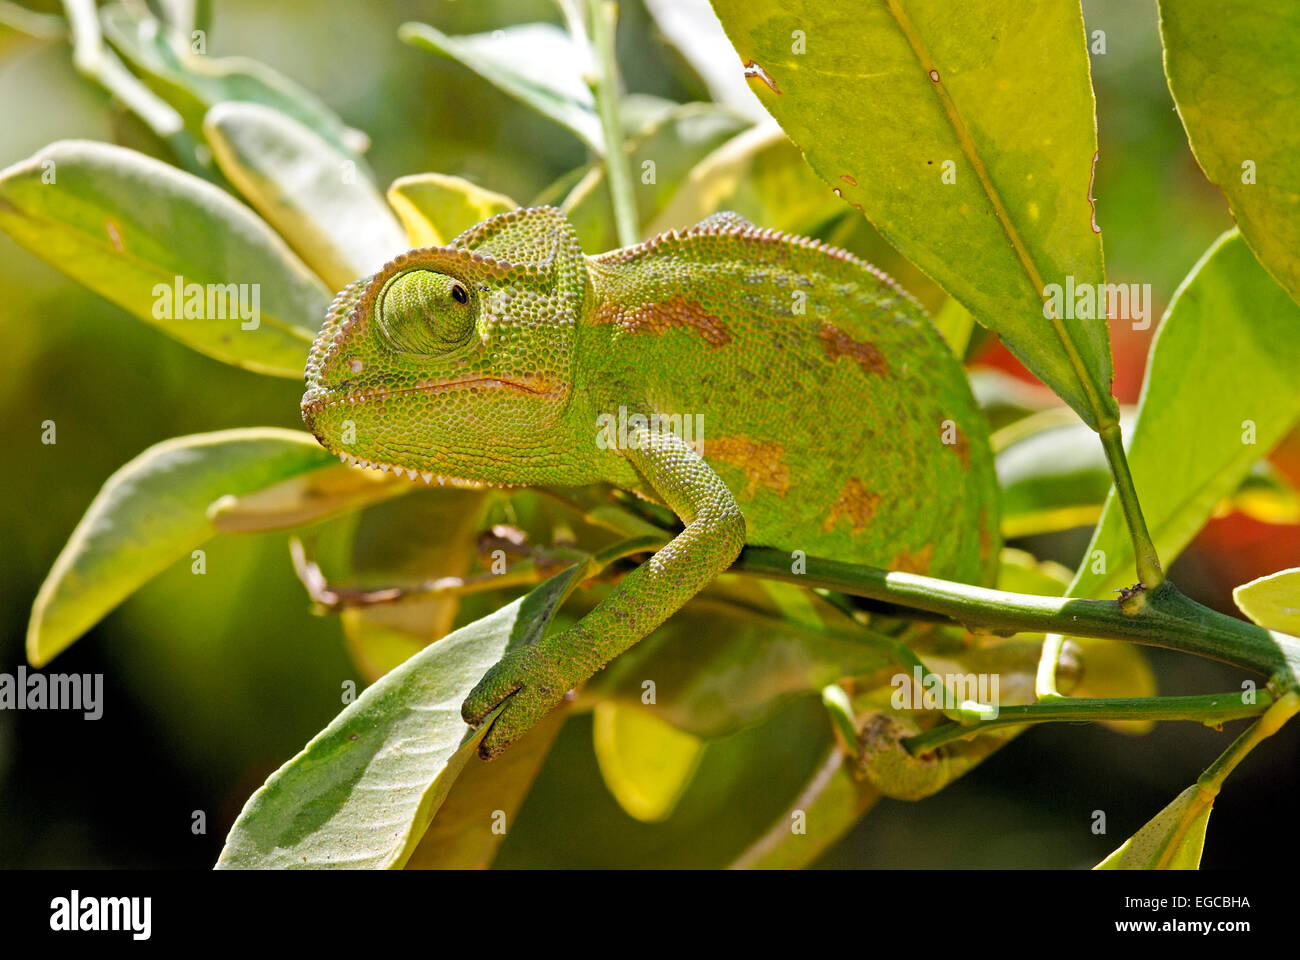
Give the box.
[1,0,1296,868]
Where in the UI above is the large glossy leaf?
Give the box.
[28,428,336,666]
[1070,231,1300,599]
[216,565,584,869]
[204,102,407,291]
[644,121,844,238]
[0,140,328,376]
[400,21,603,153]
[386,174,518,248]
[709,0,1115,428]
[1233,568,1300,636]
[99,1,369,162]
[1160,0,1300,307]
[1095,783,1212,870]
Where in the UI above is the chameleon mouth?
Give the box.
[299,375,563,417]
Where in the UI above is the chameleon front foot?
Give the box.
[462,640,577,759]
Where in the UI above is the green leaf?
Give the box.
[216,565,584,869]
[99,1,370,162]
[1070,231,1300,599]
[644,121,845,239]
[592,702,706,822]
[386,173,518,248]
[1095,784,1212,870]
[1160,0,1300,306]
[400,21,604,154]
[563,103,751,251]
[1233,568,1300,636]
[931,296,975,359]
[203,102,407,290]
[709,0,1115,428]
[28,428,336,666]
[0,140,329,376]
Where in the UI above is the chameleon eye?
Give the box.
[376,269,476,355]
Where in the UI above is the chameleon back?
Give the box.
[581,217,1000,587]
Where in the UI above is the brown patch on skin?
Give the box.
[823,477,881,534]
[941,419,971,469]
[705,435,789,497]
[840,174,858,186]
[105,219,124,253]
[594,294,731,346]
[889,543,935,575]
[742,60,782,95]
[818,323,890,377]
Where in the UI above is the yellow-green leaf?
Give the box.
[1095,784,1212,870]
[709,0,1115,428]
[204,102,407,291]
[386,173,518,248]
[1160,0,1300,307]
[0,140,328,376]
[592,702,706,822]
[28,428,336,666]
[1233,568,1300,636]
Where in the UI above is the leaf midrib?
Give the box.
[881,0,1112,428]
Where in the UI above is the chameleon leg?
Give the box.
[462,428,746,758]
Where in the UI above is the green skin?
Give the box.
[302,206,999,758]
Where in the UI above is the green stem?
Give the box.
[1098,422,1163,591]
[904,691,1274,754]
[1198,690,1300,791]
[587,0,639,247]
[733,547,1300,683]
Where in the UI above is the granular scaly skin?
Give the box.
[302,206,1000,758]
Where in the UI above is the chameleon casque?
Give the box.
[301,205,999,758]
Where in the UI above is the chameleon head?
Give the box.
[300,208,585,485]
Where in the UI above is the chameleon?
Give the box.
[301,205,1000,759]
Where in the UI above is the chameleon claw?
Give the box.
[462,644,574,759]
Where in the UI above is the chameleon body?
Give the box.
[302,206,999,758]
